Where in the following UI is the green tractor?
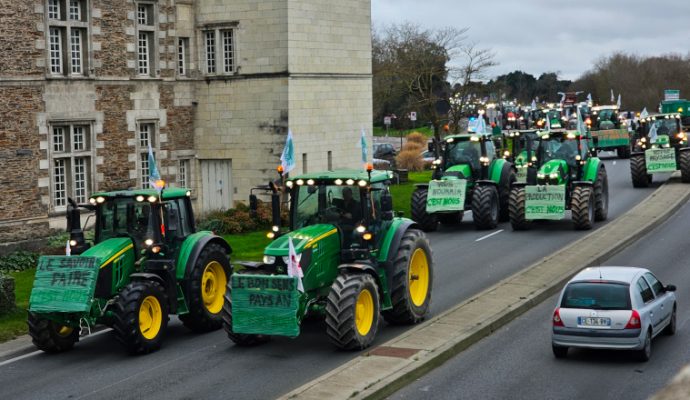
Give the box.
[501,129,540,184]
[27,188,232,354]
[509,129,609,230]
[589,105,632,159]
[222,169,433,350]
[411,133,515,231]
[630,113,690,187]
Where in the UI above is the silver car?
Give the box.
[551,266,677,361]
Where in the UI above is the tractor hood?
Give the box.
[443,164,472,179]
[81,237,134,268]
[537,159,569,184]
[515,150,530,166]
[264,224,338,256]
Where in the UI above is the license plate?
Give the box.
[577,317,611,326]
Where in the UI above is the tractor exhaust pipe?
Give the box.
[66,198,89,255]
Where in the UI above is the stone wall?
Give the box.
[0,0,43,77]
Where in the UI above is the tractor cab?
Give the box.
[538,108,565,129]
[635,113,685,151]
[502,129,540,183]
[536,130,591,184]
[590,105,621,131]
[439,134,495,180]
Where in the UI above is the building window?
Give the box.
[178,37,189,77]
[203,26,237,75]
[50,123,93,208]
[135,2,156,77]
[46,0,89,77]
[178,159,190,188]
[137,122,157,188]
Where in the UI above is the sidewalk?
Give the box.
[280,175,690,400]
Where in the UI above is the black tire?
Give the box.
[179,243,231,332]
[471,184,499,230]
[571,185,594,230]
[382,229,433,325]
[325,273,380,350]
[221,275,270,346]
[617,144,631,159]
[593,165,609,221]
[498,164,517,222]
[630,154,651,188]
[438,212,463,226]
[664,304,677,335]
[552,344,568,359]
[27,313,79,353]
[509,186,530,230]
[411,188,438,232]
[112,280,169,354]
[680,151,690,183]
[635,329,652,362]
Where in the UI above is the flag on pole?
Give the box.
[576,106,587,134]
[616,94,621,109]
[476,115,486,134]
[148,142,163,192]
[587,93,592,103]
[280,129,296,176]
[359,128,368,164]
[640,107,649,119]
[545,114,552,132]
[610,89,615,103]
[287,237,304,292]
[65,240,71,256]
[531,99,537,110]
[648,122,658,143]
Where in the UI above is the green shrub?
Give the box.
[0,252,39,274]
[197,200,285,235]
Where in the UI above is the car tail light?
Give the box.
[625,310,641,329]
[552,308,564,327]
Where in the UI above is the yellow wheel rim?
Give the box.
[409,248,430,307]
[355,288,375,336]
[201,261,227,314]
[57,326,73,337]
[139,295,163,340]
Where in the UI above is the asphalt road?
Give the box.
[390,189,690,400]
[0,155,666,400]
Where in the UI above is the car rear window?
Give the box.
[561,282,631,310]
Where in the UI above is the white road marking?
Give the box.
[475,229,504,242]
[0,328,112,367]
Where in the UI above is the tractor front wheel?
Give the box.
[326,273,380,350]
[509,186,531,230]
[112,280,169,354]
[498,164,517,222]
[221,278,270,346]
[679,151,690,183]
[630,154,651,188]
[179,243,231,332]
[382,229,433,325]
[471,184,499,230]
[28,313,79,353]
[571,186,595,230]
[593,165,609,221]
[411,188,438,232]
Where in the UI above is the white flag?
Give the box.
[610,89,615,103]
[280,129,296,176]
[616,94,621,109]
[531,99,537,110]
[287,237,304,292]
[640,107,649,119]
[587,93,592,103]
[359,128,368,164]
[648,123,658,143]
[65,240,71,256]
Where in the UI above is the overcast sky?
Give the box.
[372,0,690,82]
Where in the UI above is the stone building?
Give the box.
[0,0,372,244]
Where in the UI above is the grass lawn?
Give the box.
[223,230,272,263]
[373,126,434,137]
[0,269,36,342]
[389,170,432,218]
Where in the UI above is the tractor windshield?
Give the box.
[595,109,617,130]
[650,118,680,136]
[539,136,579,166]
[444,139,482,171]
[96,198,155,244]
[292,184,364,230]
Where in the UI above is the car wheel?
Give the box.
[552,344,568,359]
[664,305,677,336]
[636,329,651,362]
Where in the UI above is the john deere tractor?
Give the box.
[501,129,540,184]
[630,113,690,187]
[222,169,433,350]
[28,188,232,354]
[411,133,515,231]
[509,129,608,230]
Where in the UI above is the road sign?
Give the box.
[665,90,680,101]
[384,116,391,126]
[410,112,417,121]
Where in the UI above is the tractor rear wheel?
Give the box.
[593,165,609,221]
[326,273,380,350]
[382,229,433,325]
[411,188,438,232]
[179,243,231,332]
[112,280,169,354]
[498,164,517,222]
[509,186,531,230]
[630,153,651,188]
[471,184,499,230]
[28,313,78,353]
[438,212,463,226]
[221,278,271,346]
[679,151,690,183]
[571,186,594,230]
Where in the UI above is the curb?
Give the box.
[280,175,690,400]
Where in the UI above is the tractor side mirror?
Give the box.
[381,191,394,221]
[249,194,258,217]
[167,208,179,232]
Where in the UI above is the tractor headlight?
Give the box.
[144,238,154,246]
[537,173,545,179]
[663,143,670,148]
[89,197,97,205]
[356,225,366,233]
[641,137,646,143]
[282,256,291,264]
[286,181,294,188]
[69,240,78,247]
[432,159,442,165]
[147,195,157,203]
[267,232,276,239]
[362,232,373,241]
[272,225,280,232]
[549,173,558,179]
[151,245,162,254]
[136,195,145,202]
[575,155,582,161]
[263,255,276,264]
[96,196,105,204]
[504,151,510,157]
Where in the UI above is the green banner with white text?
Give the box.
[525,185,566,220]
[645,148,677,173]
[426,179,466,213]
